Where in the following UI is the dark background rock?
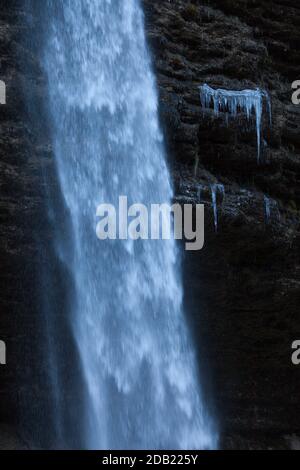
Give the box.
[143,0,300,449]
[0,0,300,449]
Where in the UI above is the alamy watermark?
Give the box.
[291,80,300,105]
[0,82,6,364]
[0,340,6,366]
[0,81,6,365]
[291,340,300,366]
[96,196,205,251]
[0,80,6,105]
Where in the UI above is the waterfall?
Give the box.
[200,84,272,163]
[42,0,216,450]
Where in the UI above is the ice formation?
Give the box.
[211,184,225,232]
[264,195,280,224]
[200,84,272,163]
[264,196,271,223]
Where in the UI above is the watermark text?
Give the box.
[292,80,300,105]
[0,340,6,366]
[96,196,204,251]
[292,340,300,365]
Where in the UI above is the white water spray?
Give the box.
[43,0,216,450]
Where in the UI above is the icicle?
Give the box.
[210,184,225,232]
[211,186,218,232]
[264,195,271,223]
[264,195,280,224]
[200,84,272,163]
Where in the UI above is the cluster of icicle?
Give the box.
[197,185,280,232]
[199,84,272,163]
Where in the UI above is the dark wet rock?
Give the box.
[0,425,28,450]
[143,0,300,449]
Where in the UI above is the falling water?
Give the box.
[42,0,216,450]
[200,84,272,163]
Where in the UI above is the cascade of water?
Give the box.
[200,84,272,163]
[41,0,216,450]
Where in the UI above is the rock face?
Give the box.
[0,0,300,449]
[143,0,300,449]
[0,0,37,424]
